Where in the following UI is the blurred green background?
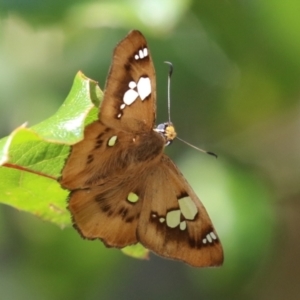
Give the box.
[1,0,299,299]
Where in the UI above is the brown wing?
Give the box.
[100,30,156,133]
[61,121,134,190]
[61,30,157,189]
[61,121,117,190]
[66,176,144,247]
[137,155,224,267]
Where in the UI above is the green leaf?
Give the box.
[121,243,149,260]
[0,71,103,226]
[32,71,102,144]
[0,167,70,227]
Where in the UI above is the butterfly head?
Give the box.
[155,122,177,146]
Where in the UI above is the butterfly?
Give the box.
[60,30,223,267]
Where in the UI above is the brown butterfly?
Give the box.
[60,30,223,267]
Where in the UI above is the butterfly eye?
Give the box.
[156,123,167,132]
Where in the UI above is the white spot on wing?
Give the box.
[137,77,151,100]
[123,89,138,105]
[117,113,122,118]
[134,48,148,60]
[202,238,207,244]
[120,103,126,109]
[206,234,213,243]
[128,81,136,89]
[159,217,165,223]
[210,232,217,240]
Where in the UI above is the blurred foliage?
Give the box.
[0,0,299,300]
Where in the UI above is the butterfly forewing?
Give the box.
[61,121,126,190]
[61,30,224,268]
[137,155,223,267]
[100,30,156,133]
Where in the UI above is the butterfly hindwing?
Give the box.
[100,30,156,133]
[137,155,223,267]
[67,177,144,247]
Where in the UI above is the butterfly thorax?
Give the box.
[154,122,177,146]
[128,129,166,163]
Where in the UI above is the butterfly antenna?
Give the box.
[176,136,218,158]
[164,61,217,159]
[164,61,173,123]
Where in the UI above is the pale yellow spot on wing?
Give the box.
[178,197,198,220]
[180,221,186,231]
[127,192,139,203]
[108,135,118,147]
[159,217,165,223]
[166,210,181,228]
